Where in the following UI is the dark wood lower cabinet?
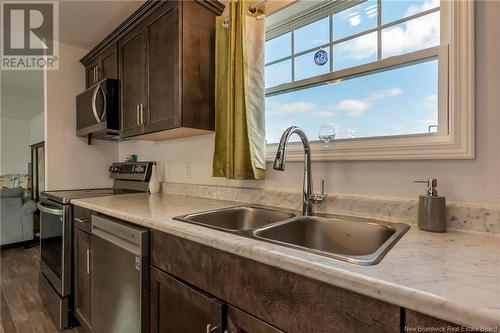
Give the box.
[73,227,92,331]
[70,211,474,333]
[151,231,401,333]
[227,305,284,333]
[150,266,225,333]
[404,309,476,332]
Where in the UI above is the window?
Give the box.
[264,0,474,160]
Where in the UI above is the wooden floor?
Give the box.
[0,245,81,333]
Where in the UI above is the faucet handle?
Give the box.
[309,180,327,204]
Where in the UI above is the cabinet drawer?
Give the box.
[152,231,400,333]
[73,205,92,233]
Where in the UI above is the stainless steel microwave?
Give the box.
[76,78,119,139]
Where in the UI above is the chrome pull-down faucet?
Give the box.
[273,126,327,216]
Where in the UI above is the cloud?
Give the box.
[366,87,403,102]
[339,32,377,60]
[313,111,335,117]
[267,101,316,115]
[267,101,336,118]
[340,4,439,61]
[405,0,440,17]
[349,14,361,26]
[335,88,403,117]
[382,11,440,58]
[335,99,370,117]
[419,94,437,109]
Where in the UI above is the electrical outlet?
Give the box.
[184,162,191,179]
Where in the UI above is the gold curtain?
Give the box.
[212,0,266,180]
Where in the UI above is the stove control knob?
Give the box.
[135,165,146,173]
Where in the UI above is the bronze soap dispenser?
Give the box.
[414,178,447,232]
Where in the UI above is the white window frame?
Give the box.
[264,0,474,161]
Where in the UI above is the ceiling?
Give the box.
[0,1,145,121]
[59,1,145,50]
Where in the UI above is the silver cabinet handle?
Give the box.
[86,248,91,275]
[206,324,219,333]
[140,104,144,125]
[74,217,89,224]
[136,105,140,126]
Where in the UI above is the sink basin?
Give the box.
[175,206,295,232]
[253,216,409,265]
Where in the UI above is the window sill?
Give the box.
[265,132,474,161]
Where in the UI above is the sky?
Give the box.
[265,0,440,144]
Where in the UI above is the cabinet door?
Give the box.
[73,228,92,330]
[150,267,225,333]
[405,310,467,332]
[85,59,99,88]
[119,26,146,137]
[100,43,118,80]
[227,306,284,333]
[143,1,181,134]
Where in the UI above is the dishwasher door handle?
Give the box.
[91,215,147,256]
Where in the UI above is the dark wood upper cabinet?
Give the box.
[80,1,224,141]
[150,266,225,333]
[85,58,100,88]
[100,43,118,81]
[84,43,118,88]
[143,1,181,134]
[119,28,147,137]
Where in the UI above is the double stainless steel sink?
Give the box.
[175,206,409,265]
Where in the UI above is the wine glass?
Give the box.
[318,124,336,147]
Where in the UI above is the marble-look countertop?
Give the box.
[72,193,500,328]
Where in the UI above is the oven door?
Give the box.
[38,198,71,297]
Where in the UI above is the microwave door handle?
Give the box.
[91,84,106,123]
[100,85,107,121]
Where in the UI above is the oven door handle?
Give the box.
[37,202,63,216]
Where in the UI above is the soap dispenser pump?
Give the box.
[414,178,447,232]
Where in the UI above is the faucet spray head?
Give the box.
[273,148,286,171]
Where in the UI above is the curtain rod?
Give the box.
[249,0,267,13]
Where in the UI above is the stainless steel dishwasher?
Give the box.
[91,215,149,333]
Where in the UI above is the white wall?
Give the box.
[45,42,118,190]
[0,118,31,175]
[1,69,44,175]
[119,1,500,206]
[30,112,44,145]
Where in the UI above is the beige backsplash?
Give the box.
[162,182,500,234]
